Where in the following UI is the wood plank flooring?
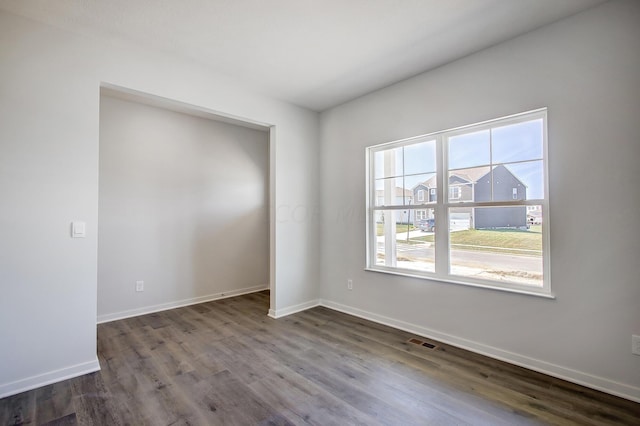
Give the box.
[1,291,638,425]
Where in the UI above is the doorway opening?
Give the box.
[97,84,275,323]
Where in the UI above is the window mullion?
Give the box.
[367,149,376,268]
[435,134,449,276]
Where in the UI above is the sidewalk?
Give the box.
[376,229,429,243]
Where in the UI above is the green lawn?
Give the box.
[410,227,542,256]
[376,223,415,236]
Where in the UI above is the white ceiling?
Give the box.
[0,0,607,111]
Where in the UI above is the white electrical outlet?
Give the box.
[632,335,640,356]
[136,280,144,292]
[347,279,353,290]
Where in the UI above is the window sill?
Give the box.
[364,267,555,299]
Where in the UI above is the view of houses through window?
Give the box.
[367,109,549,294]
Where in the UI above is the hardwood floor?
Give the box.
[1,291,638,425]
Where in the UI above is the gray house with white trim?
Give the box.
[413,165,527,229]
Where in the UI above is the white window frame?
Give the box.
[417,189,424,202]
[365,108,551,297]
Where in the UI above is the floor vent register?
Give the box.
[408,338,437,349]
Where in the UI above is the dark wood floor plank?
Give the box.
[2,290,639,425]
[34,381,75,425]
[40,412,78,426]
[132,325,196,378]
[205,335,274,386]
[370,340,579,422]
[279,325,514,425]
[294,308,576,424]
[248,359,384,426]
[302,307,640,425]
[300,346,473,425]
[0,388,36,425]
[70,372,122,426]
[280,308,542,425]
[173,369,294,426]
[94,356,149,425]
[235,330,455,425]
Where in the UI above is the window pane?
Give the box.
[374,150,383,179]
[491,164,528,202]
[448,166,490,202]
[502,161,544,200]
[375,209,435,273]
[448,130,490,169]
[406,173,436,205]
[492,119,543,164]
[450,207,473,232]
[404,139,436,175]
[449,206,542,287]
[374,147,403,179]
[375,177,405,206]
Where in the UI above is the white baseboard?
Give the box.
[319,299,640,403]
[0,358,100,399]
[268,299,320,319]
[97,285,269,324]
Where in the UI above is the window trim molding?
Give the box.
[365,108,551,297]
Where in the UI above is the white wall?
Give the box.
[0,11,319,397]
[319,0,640,401]
[98,95,269,321]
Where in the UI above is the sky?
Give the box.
[375,118,544,201]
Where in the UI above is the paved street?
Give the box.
[394,242,542,273]
[378,235,542,282]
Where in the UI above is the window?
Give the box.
[449,186,461,199]
[366,109,550,296]
[416,210,428,221]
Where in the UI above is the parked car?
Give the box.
[527,213,542,225]
[418,218,435,232]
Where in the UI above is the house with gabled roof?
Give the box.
[413,164,527,229]
[375,186,413,206]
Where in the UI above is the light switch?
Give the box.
[71,221,86,238]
